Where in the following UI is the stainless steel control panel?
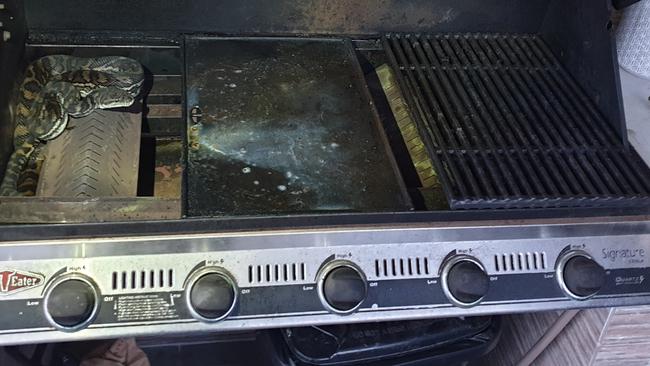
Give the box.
[0,218,649,345]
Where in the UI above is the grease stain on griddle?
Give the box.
[185,37,408,216]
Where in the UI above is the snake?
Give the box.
[0,55,144,196]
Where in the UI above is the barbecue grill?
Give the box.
[0,0,648,346]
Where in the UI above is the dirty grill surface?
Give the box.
[384,33,650,209]
[185,37,409,216]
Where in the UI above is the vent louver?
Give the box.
[112,269,174,290]
[494,252,547,272]
[374,257,430,278]
[247,263,306,284]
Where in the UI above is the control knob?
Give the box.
[557,252,606,300]
[44,274,99,332]
[185,268,237,322]
[441,256,489,307]
[318,261,367,314]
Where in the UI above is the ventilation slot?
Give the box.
[111,269,174,290]
[247,263,306,284]
[494,252,547,272]
[375,257,430,278]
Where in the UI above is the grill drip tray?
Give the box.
[384,33,650,209]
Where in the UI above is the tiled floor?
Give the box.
[485,309,610,365]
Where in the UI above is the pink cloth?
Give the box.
[80,338,149,366]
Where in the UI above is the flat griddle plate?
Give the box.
[185,37,410,216]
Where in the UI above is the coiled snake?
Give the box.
[0,55,144,196]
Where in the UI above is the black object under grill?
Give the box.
[383,33,650,209]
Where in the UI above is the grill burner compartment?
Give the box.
[0,0,648,223]
[0,45,184,223]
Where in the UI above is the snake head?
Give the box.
[92,88,135,109]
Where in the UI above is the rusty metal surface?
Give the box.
[147,104,182,119]
[376,64,437,188]
[149,75,182,96]
[185,37,410,216]
[154,139,182,198]
[375,64,447,210]
[25,0,549,35]
[0,197,181,223]
[37,110,142,197]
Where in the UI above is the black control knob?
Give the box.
[443,258,489,307]
[319,263,367,314]
[561,254,606,299]
[45,276,98,331]
[187,270,236,321]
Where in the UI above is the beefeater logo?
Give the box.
[0,270,45,295]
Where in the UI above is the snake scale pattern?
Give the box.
[0,55,144,196]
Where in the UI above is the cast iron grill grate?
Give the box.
[383,33,650,209]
